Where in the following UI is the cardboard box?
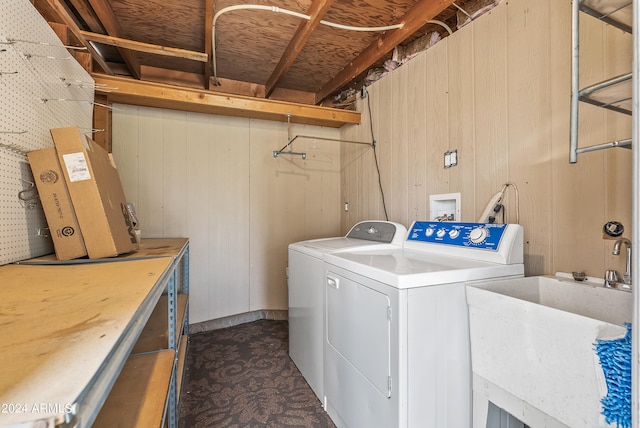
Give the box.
[50,126,139,258]
[27,148,88,260]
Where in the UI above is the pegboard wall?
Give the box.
[0,0,94,264]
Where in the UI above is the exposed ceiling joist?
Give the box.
[34,0,478,109]
[264,0,335,98]
[94,74,360,128]
[315,0,459,103]
[86,0,142,79]
[42,0,113,74]
[67,0,104,33]
[204,0,214,89]
[79,30,208,62]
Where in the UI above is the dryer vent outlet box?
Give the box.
[429,193,461,221]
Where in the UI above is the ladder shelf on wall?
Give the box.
[570,0,633,162]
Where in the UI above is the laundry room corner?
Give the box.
[111,105,343,324]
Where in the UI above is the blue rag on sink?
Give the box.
[595,323,632,428]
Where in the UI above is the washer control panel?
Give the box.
[347,221,401,243]
[408,221,508,250]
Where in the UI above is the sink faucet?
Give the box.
[612,238,632,286]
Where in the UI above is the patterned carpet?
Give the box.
[179,320,336,428]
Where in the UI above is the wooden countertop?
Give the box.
[18,238,189,264]
[130,238,189,258]
[0,238,187,425]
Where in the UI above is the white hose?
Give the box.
[427,19,453,35]
[211,4,405,84]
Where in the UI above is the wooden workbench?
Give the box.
[0,238,189,427]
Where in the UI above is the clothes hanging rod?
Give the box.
[273,149,308,159]
[273,113,372,159]
[273,135,372,159]
[281,134,373,152]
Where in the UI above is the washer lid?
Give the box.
[288,221,408,257]
[324,247,524,289]
[289,237,386,258]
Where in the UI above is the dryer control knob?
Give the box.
[436,229,446,238]
[425,228,434,237]
[449,229,460,239]
[469,227,487,244]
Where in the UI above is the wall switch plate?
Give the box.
[444,150,458,168]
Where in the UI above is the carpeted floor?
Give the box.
[179,320,336,428]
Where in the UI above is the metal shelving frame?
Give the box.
[165,242,189,428]
[570,0,633,163]
[571,1,637,426]
[632,0,638,425]
[78,240,190,428]
[70,262,175,428]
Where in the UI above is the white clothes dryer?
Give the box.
[288,221,407,401]
[322,221,524,428]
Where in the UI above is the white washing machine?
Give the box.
[288,221,407,401]
[322,221,524,428]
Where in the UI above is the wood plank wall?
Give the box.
[340,0,632,277]
[112,106,341,323]
[109,0,631,324]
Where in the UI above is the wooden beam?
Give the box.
[264,0,335,98]
[67,0,105,33]
[87,0,141,79]
[269,87,317,105]
[79,31,208,62]
[49,21,92,72]
[208,76,266,98]
[204,0,214,89]
[208,76,317,104]
[315,0,457,103]
[93,74,360,128]
[42,0,113,74]
[48,21,69,44]
[141,65,206,89]
[92,93,111,152]
[75,50,93,73]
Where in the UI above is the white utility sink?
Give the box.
[466,274,632,428]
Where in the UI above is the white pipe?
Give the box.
[211,4,405,84]
[320,19,404,32]
[452,3,472,19]
[212,5,403,32]
[427,19,453,35]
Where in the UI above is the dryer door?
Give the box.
[324,270,397,428]
[326,272,391,397]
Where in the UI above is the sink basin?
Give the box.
[466,275,632,428]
